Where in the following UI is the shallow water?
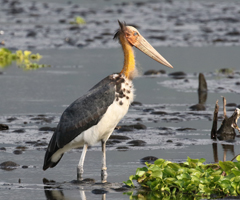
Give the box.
[0,46,240,199]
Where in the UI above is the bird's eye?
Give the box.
[133,32,138,36]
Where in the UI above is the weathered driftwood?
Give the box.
[198,73,208,93]
[211,100,219,139]
[211,97,240,140]
[189,73,208,111]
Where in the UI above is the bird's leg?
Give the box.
[101,140,107,183]
[77,144,88,180]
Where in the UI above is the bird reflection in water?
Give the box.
[43,178,107,200]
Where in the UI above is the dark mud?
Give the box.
[1,0,240,49]
[0,96,239,154]
[159,70,240,94]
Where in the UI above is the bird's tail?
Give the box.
[43,131,63,171]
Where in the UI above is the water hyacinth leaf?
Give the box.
[191,175,200,183]
[168,163,181,171]
[136,167,148,177]
[234,162,240,170]
[24,50,31,57]
[75,16,86,24]
[123,179,134,187]
[232,176,240,183]
[219,180,231,190]
[176,173,191,180]
[236,155,240,162]
[188,168,201,175]
[151,170,163,179]
[177,167,188,174]
[211,169,223,176]
[154,159,165,166]
[165,177,176,184]
[138,174,147,183]
[199,158,206,163]
[213,175,222,182]
[232,169,240,177]
[237,184,240,194]
[174,180,184,188]
[219,161,236,174]
[69,16,86,25]
[30,53,42,60]
[163,168,176,177]
[0,48,47,69]
[149,164,162,172]
[124,157,240,198]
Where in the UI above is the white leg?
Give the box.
[101,140,107,182]
[77,144,88,180]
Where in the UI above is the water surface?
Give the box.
[0,46,240,199]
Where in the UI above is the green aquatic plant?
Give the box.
[124,156,240,199]
[0,48,49,70]
[69,16,86,25]
[216,68,234,75]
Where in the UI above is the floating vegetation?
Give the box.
[0,48,49,70]
[216,68,234,75]
[125,156,240,199]
[69,16,86,25]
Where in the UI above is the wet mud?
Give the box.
[0,67,240,199]
[1,0,240,49]
[1,0,240,198]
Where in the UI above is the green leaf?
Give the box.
[199,158,206,163]
[125,157,240,198]
[164,168,176,177]
[232,169,240,177]
[219,160,236,174]
[212,175,221,182]
[136,169,147,177]
[231,176,240,183]
[154,159,165,166]
[176,173,191,180]
[123,179,134,187]
[211,169,223,176]
[151,170,163,179]
[168,163,181,171]
[236,155,240,162]
[191,175,200,183]
[234,162,240,170]
[219,180,231,190]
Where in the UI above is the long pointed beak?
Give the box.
[134,35,173,68]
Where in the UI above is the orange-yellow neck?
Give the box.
[119,35,135,79]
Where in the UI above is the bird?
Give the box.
[43,21,173,182]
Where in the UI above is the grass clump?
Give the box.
[124,156,240,199]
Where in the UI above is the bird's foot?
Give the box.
[101,168,108,183]
[77,166,84,181]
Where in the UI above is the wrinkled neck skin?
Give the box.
[119,34,136,80]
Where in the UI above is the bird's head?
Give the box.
[114,20,173,69]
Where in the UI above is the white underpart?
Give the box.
[51,76,134,163]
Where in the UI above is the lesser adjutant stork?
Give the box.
[43,21,173,182]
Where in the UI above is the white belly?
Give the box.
[51,77,134,162]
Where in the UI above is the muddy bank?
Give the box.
[1,0,240,49]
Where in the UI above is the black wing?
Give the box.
[57,76,116,148]
[43,75,116,170]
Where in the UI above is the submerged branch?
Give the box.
[211,96,240,139]
[211,100,219,139]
